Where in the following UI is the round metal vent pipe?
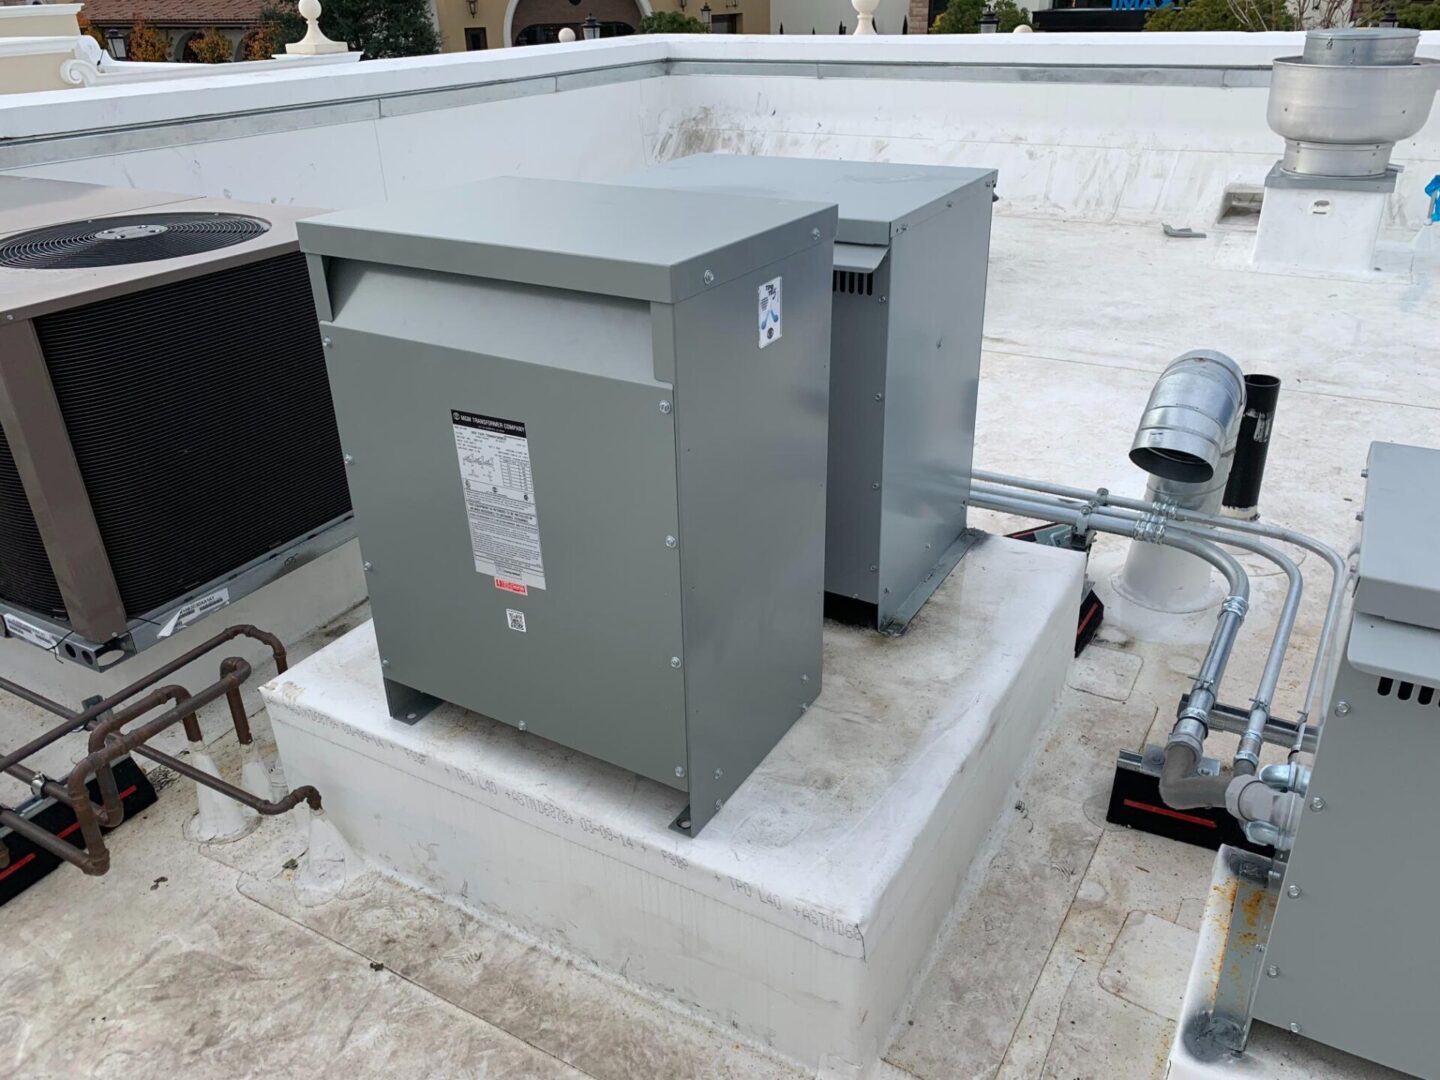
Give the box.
[1268,29,1440,179]
[1119,351,1246,612]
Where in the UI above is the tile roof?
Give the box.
[82,0,271,27]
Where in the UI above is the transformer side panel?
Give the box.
[876,183,992,627]
[321,266,689,789]
[1253,624,1440,1079]
[671,239,832,833]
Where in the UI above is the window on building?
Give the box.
[465,27,487,49]
[709,12,741,31]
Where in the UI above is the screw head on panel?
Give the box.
[518,720,527,732]
[1361,468,1369,478]
[801,674,809,683]
[1287,884,1302,898]
[674,765,686,778]
[714,768,723,780]
[363,561,374,572]
[874,393,884,401]
[810,228,821,241]
[3,314,12,322]
[878,295,888,304]
[1334,701,1351,716]
[871,482,880,490]
[665,535,677,548]
[703,269,715,285]
[343,453,354,465]
[869,565,878,572]
[322,336,333,348]
[1266,965,1280,978]
[1310,797,1326,811]
[381,658,390,668]
[1355,511,1364,522]
[659,400,672,414]
[714,798,724,811]
[1289,1022,1302,1035]
[670,656,682,669]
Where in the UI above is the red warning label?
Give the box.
[495,577,528,596]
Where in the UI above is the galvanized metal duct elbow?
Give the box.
[1130,350,1247,485]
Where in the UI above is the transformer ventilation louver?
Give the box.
[0,213,270,270]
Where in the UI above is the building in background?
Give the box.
[432,0,768,50]
[84,0,266,61]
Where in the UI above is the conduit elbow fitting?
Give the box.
[1130,350,1247,484]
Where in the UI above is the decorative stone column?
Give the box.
[852,0,878,33]
[286,0,348,55]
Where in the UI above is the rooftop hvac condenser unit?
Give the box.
[0,177,353,669]
[619,155,996,631]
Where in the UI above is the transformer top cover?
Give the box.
[297,175,835,304]
[620,153,996,246]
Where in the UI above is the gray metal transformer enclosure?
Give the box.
[300,176,837,836]
[618,155,996,631]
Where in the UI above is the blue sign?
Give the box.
[1111,0,1176,9]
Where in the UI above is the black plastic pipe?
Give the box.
[1223,374,1281,519]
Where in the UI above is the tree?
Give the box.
[1144,0,1294,29]
[243,21,287,59]
[1394,1,1440,28]
[254,0,439,59]
[189,27,233,62]
[127,15,172,61]
[638,11,710,31]
[931,0,1030,33]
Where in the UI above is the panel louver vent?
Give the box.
[1377,677,1439,706]
[832,270,875,296]
[0,213,270,270]
[21,251,351,622]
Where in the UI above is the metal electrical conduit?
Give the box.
[971,468,1349,747]
[966,488,1250,811]
[969,480,1305,777]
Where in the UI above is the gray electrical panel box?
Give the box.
[299,176,837,835]
[1248,442,1440,1078]
[618,155,996,631]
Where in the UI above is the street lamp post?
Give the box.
[700,2,712,26]
[979,4,998,31]
[104,26,127,58]
[1378,7,1399,26]
[581,13,601,38]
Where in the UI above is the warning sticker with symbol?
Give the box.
[758,276,782,348]
[451,411,547,591]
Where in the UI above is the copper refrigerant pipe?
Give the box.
[0,624,287,776]
[0,628,309,879]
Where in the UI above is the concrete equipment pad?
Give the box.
[262,534,1082,1073]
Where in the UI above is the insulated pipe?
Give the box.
[1223,375,1281,521]
[1121,351,1247,612]
[970,480,1303,774]
[971,468,1347,728]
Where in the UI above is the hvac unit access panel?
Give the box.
[300,177,838,835]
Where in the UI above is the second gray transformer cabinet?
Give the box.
[618,155,997,631]
[299,177,837,836]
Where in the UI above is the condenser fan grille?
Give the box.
[0,212,270,269]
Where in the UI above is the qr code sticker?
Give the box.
[506,609,527,633]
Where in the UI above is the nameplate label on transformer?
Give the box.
[451,410,547,592]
